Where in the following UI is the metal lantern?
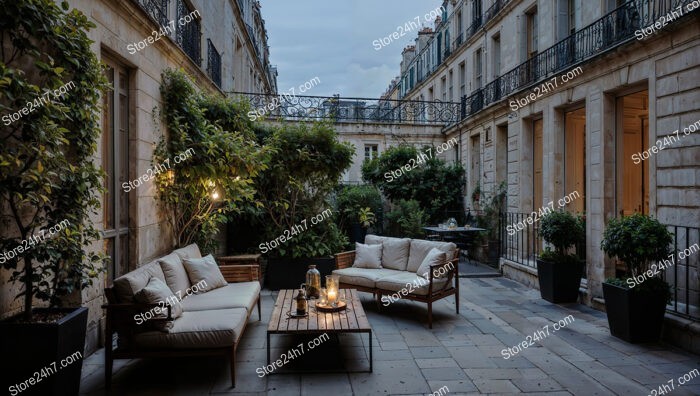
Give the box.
[305,265,321,298]
[295,288,307,315]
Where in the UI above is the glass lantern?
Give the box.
[305,265,321,298]
[325,274,340,307]
[319,288,327,306]
[447,217,457,230]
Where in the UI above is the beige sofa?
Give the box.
[103,243,261,388]
[334,235,459,328]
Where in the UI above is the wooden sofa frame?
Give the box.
[102,264,261,389]
[334,249,460,328]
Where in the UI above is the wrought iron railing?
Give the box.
[231,93,462,126]
[483,0,513,26]
[137,0,170,27]
[500,212,542,268]
[176,0,200,65]
[662,225,700,321]
[207,39,222,88]
[459,0,696,123]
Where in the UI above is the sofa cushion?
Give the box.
[173,243,202,261]
[407,239,457,272]
[332,267,405,289]
[182,254,228,293]
[365,235,410,271]
[158,253,190,296]
[353,242,382,269]
[131,308,248,349]
[133,277,183,332]
[113,261,166,303]
[416,248,448,280]
[181,282,260,313]
[375,272,450,296]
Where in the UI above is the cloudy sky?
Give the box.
[260,0,444,98]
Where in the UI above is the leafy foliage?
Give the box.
[361,145,465,223]
[251,121,354,258]
[335,184,382,230]
[156,69,270,252]
[539,210,584,255]
[476,182,507,241]
[601,213,673,277]
[386,199,426,238]
[0,0,108,318]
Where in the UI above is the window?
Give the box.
[474,48,482,89]
[448,69,454,102]
[176,0,201,65]
[492,33,501,79]
[102,58,130,282]
[568,0,576,35]
[364,144,378,161]
[527,8,538,59]
[441,76,447,101]
[207,39,221,88]
[459,62,466,97]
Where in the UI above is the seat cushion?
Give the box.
[353,242,383,269]
[173,243,202,261]
[131,308,248,349]
[182,254,228,293]
[364,235,411,271]
[181,282,260,313]
[332,267,405,288]
[113,261,166,303]
[407,239,457,273]
[158,252,191,296]
[376,272,450,296]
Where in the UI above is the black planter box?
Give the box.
[0,307,88,396]
[266,257,336,290]
[602,282,667,343]
[536,258,583,303]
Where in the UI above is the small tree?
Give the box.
[539,211,584,257]
[0,0,108,320]
[155,69,270,252]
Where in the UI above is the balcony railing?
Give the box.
[458,0,696,124]
[483,0,513,26]
[231,93,462,126]
[663,224,700,321]
[207,39,222,88]
[176,0,201,65]
[137,0,170,27]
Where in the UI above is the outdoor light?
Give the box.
[326,275,339,307]
[211,190,220,200]
[319,288,327,305]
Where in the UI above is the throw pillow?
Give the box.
[158,252,190,296]
[379,238,411,271]
[416,248,448,280]
[182,254,228,292]
[353,242,383,269]
[133,277,183,332]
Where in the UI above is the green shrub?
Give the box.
[386,199,425,238]
[601,213,673,277]
[539,211,584,255]
[336,185,382,229]
[361,144,465,223]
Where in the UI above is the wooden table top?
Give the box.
[268,289,371,334]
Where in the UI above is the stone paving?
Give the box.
[80,277,700,395]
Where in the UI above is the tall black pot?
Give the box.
[536,258,583,303]
[265,257,336,290]
[0,307,88,396]
[602,282,667,343]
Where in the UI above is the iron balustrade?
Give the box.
[176,0,201,65]
[500,212,542,268]
[207,39,222,88]
[136,0,170,27]
[662,225,700,321]
[483,0,513,26]
[458,0,696,124]
[231,92,461,126]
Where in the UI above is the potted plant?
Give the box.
[600,213,673,343]
[475,182,506,266]
[249,121,354,290]
[471,184,482,203]
[0,2,108,394]
[336,185,382,245]
[536,211,585,303]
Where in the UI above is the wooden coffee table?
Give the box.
[267,288,372,372]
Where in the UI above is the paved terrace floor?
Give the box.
[80,277,700,395]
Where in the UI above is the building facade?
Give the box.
[390,0,699,345]
[0,0,277,354]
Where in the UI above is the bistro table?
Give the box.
[422,226,486,237]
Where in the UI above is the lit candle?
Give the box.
[327,289,337,305]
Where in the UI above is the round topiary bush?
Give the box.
[539,211,584,255]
